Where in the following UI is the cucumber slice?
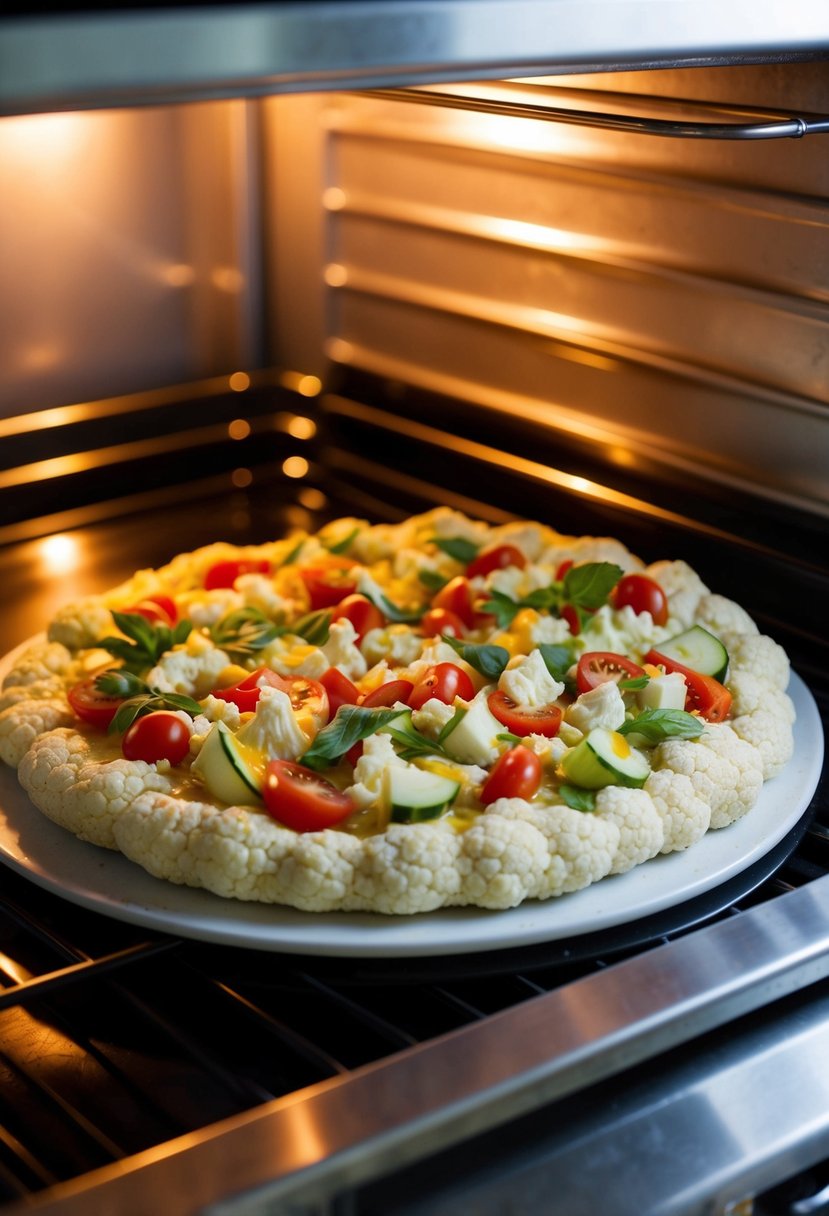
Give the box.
[560,727,650,790]
[441,696,502,766]
[655,625,728,682]
[191,722,263,805]
[388,766,460,823]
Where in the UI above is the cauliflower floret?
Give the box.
[525,614,574,646]
[491,801,619,897]
[546,536,642,572]
[2,641,73,689]
[346,732,408,811]
[113,791,366,910]
[197,693,243,730]
[565,681,626,734]
[484,566,526,599]
[730,702,795,779]
[653,725,764,829]
[361,625,423,668]
[180,589,244,630]
[594,786,664,874]
[723,633,790,691]
[350,821,463,914]
[47,598,115,650]
[428,509,490,548]
[321,618,368,680]
[695,594,758,638]
[728,671,795,723]
[499,648,565,707]
[0,699,75,766]
[646,559,709,628]
[17,728,174,848]
[235,688,307,761]
[257,636,329,680]
[234,573,293,619]
[579,603,671,661]
[146,634,231,696]
[487,521,552,562]
[410,697,456,738]
[644,769,711,853]
[0,676,65,714]
[457,814,551,908]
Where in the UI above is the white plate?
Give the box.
[0,637,823,957]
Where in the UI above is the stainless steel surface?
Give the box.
[6,875,829,1216]
[2,1,829,117]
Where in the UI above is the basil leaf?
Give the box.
[95,669,146,699]
[618,708,704,743]
[109,686,202,735]
[480,589,522,629]
[441,634,510,680]
[559,784,597,813]
[280,537,306,566]
[431,536,480,564]
[537,644,574,684]
[418,568,448,592]
[438,706,468,743]
[288,609,332,647]
[324,527,361,555]
[363,589,422,624]
[496,730,523,747]
[562,562,623,611]
[301,706,402,771]
[210,607,280,657]
[99,612,193,673]
[619,676,650,691]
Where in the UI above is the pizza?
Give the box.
[0,508,796,915]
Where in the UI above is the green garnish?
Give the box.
[418,568,449,592]
[559,784,597,813]
[618,708,705,743]
[362,589,422,624]
[98,612,193,674]
[301,706,402,771]
[482,562,623,629]
[95,671,202,734]
[324,527,361,555]
[210,607,281,658]
[441,634,510,679]
[431,536,480,564]
[537,643,575,684]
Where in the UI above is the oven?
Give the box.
[1,5,829,1214]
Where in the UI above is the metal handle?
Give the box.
[364,84,829,139]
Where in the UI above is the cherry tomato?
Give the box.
[466,544,527,580]
[299,556,358,610]
[576,652,646,695]
[420,606,466,638]
[612,574,668,626]
[644,649,733,722]
[204,559,271,591]
[330,593,384,641]
[555,558,574,580]
[214,668,329,724]
[120,594,178,627]
[122,711,191,765]
[560,604,580,635]
[360,679,414,708]
[320,667,361,715]
[409,662,475,710]
[213,666,287,713]
[263,759,354,832]
[481,745,542,804]
[66,675,125,730]
[431,576,476,629]
[487,692,563,738]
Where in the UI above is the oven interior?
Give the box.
[1,11,829,1215]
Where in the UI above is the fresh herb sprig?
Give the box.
[301,706,402,771]
[482,562,623,630]
[210,607,281,658]
[618,708,704,744]
[442,634,510,680]
[95,670,201,734]
[99,612,193,674]
[431,536,480,565]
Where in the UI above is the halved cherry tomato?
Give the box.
[213,666,287,713]
[360,679,414,708]
[644,649,732,722]
[330,593,384,641]
[576,652,646,696]
[612,574,668,626]
[481,745,542,804]
[420,606,466,638]
[120,594,178,627]
[431,576,476,629]
[122,711,191,765]
[560,604,581,635]
[320,667,361,715]
[409,662,475,710]
[263,759,354,832]
[204,559,271,591]
[466,544,527,580]
[66,675,125,730]
[299,556,358,611]
[487,692,563,738]
[555,558,574,580]
[214,668,329,725]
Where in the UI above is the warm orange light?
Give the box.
[228,419,251,440]
[298,487,327,511]
[325,264,348,287]
[231,468,253,488]
[38,533,81,574]
[229,372,251,392]
[287,415,316,439]
[282,456,309,479]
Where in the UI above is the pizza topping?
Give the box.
[263,760,355,832]
[610,573,669,626]
[480,745,542,804]
[121,711,192,766]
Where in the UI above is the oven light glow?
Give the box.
[38,534,80,574]
[229,372,251,392]
[0,112,90,169]
[228,419,251,440]
[299,487,327,511]
[282,456,309,479]
[323,187,347,211]
[325,263,348,287]
[231,468,253,488]
[286,415,316,439]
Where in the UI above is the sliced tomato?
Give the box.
[409,662,475,710]
[213,666,286,713]
[121,594,178,627]
[644,648,733,722]
[466,543,527,579]
[320,667,361,715]
[612,574,668,626]
[213,668,329,724]
[299,556,358,610]
[431,576,476,629]
[576,652,646,695]
[122,711,191,765]
[481,745,542,804]
[67,675,125,730]
[420,606,466,638]
[360,679,414,708]
[204,558,271,591]
[330,593,384,641]
[555,558,574,580]
[487,692,563,738]
[263,759,354,832]
[560,604,581,636]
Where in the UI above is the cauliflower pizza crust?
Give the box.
[0,509,796,916]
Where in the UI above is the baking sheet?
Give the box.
[0,637,822,957]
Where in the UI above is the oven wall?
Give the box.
[262,62,829,517]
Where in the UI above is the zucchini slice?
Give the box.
[388,766,461,823]
[191,721,263,805]
[655,625,729,682]
[561,727,650,790]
